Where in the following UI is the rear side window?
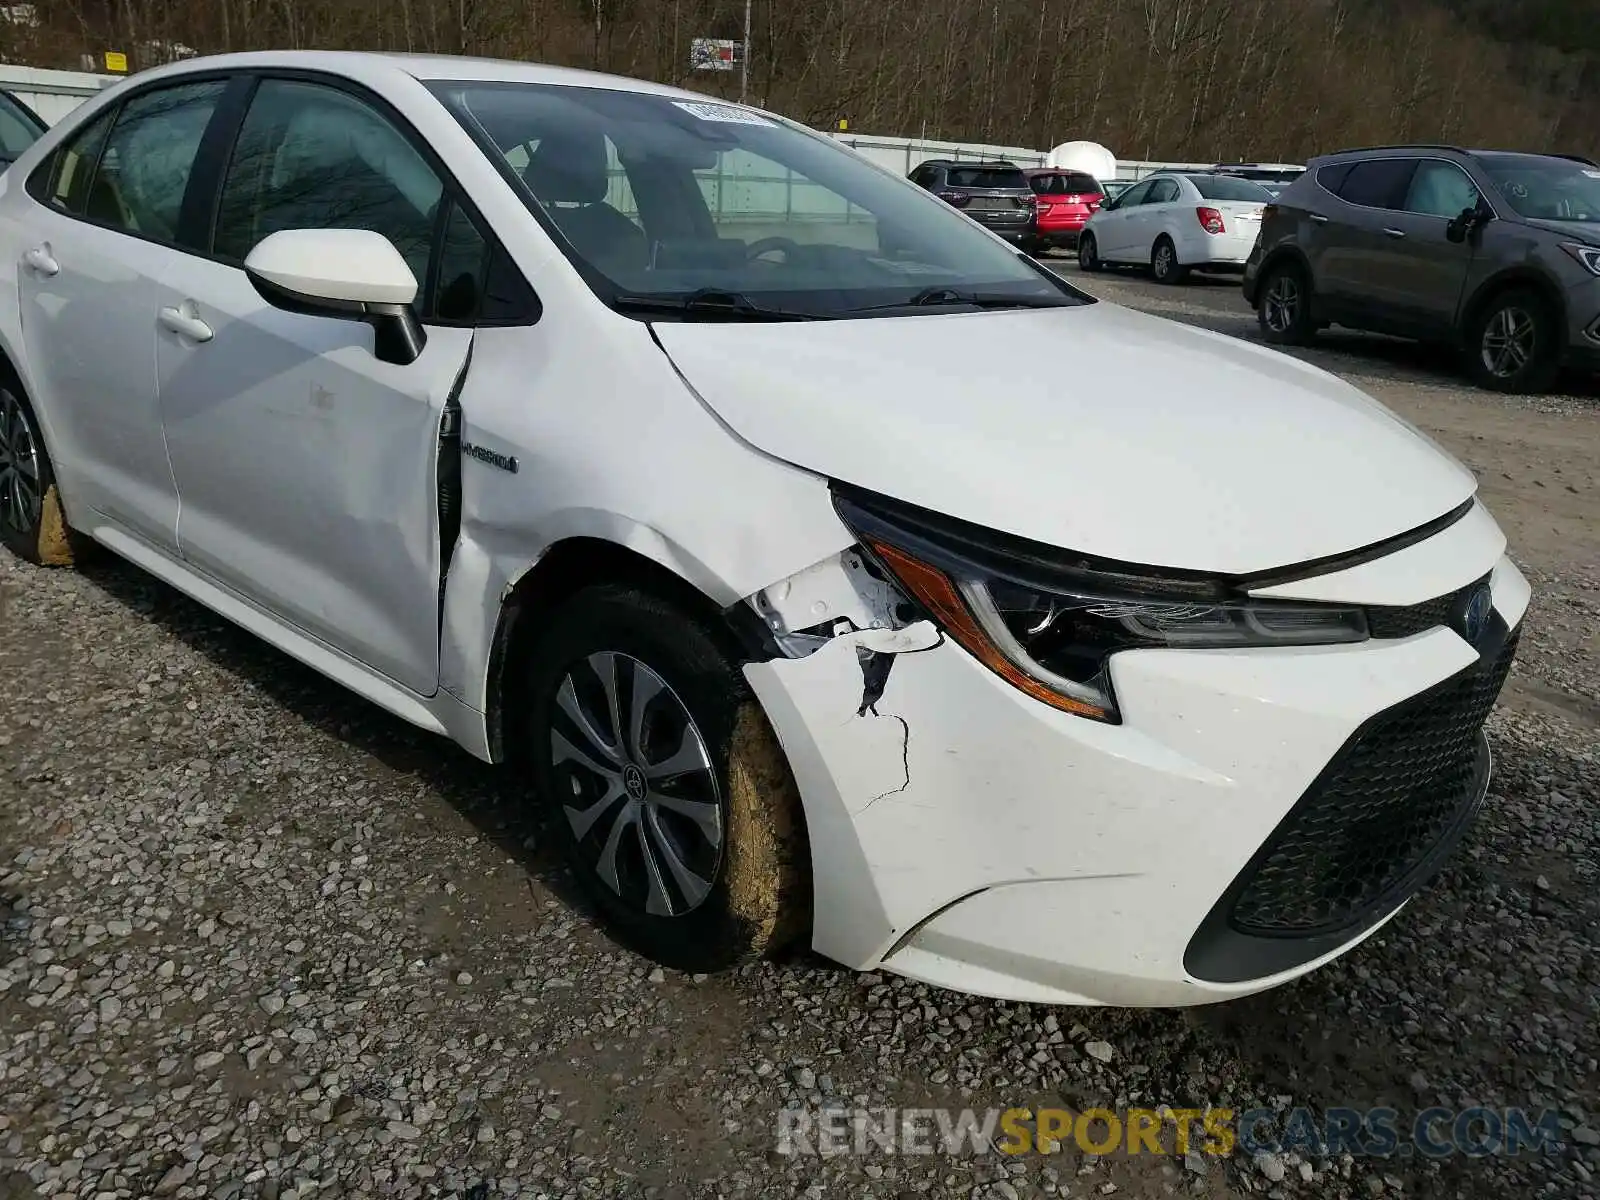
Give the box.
[947,166,1027,190]
[1146,178,1180,203]
[1336,159,1418,209]
[90,81,227,242]
[34,108,114,214]
[1316,162,1354,194]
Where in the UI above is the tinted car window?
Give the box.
[1189,175,1274,202]
[213,79,443,283]
[431,198,538,323]
[1114,180,1154,208]
[1404,161,1481,218]
[1316,162,1354,194]
[89,81,226,242]
[1336,158,1418,209]
[946,166,1027,189]
[1030,171,1101,195]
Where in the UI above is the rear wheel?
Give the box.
[1151,236,1188,285]
[0,376,82,567]
[1465,289,1560,394]
[1077,232,1102,273]
[1256,261,1317,346]
[520,584,810,972]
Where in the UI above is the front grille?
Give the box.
[1226,625,1519,938]
[1367,573,1490,639]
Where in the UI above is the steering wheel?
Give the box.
[746,236,801,264]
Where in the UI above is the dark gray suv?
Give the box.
[1242,144,1600,393]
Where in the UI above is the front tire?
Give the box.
[521,584,809,972]
[0,374,82,567]
[1151,236,1188,285]
[1465,289,1561,394]
[1077,232,1102,273]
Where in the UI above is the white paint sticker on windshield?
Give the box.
[671,100,776,127]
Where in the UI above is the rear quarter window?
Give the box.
[1316,163,1354,194]
[1335,159,1419,209]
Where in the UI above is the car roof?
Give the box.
[107,49,712,101]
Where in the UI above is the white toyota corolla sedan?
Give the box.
[0,52,1528,1007]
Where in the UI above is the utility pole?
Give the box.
[740,0,752,103]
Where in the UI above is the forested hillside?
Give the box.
[3,0,1596,160]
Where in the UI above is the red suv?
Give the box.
[1024,168,1105,252]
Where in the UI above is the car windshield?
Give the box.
[1188,174,1275,202]
[428,82,1074,318]
[1481,154,1600,223]
[946,166,1028,190]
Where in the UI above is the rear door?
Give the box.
[15,78,231,552]
[1131,177,1181,259]
[153,75,481,695]
[1317,157,1419,327]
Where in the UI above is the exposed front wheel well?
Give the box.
[483,538,771,764]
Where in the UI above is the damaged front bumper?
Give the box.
[742,550,1531,1008]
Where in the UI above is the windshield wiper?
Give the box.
[612,289,823,321]
[847,286,1078,314]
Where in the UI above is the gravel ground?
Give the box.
[2,267,1596,1200]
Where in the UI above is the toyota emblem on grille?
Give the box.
[1456,582,1493,644]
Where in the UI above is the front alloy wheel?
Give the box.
[523,583,810,972]
[552,651,723,917]
[1466,289,1559,394]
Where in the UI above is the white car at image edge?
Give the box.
[0,51,1528,1007]
[1079,170,1273,283]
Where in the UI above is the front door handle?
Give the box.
[158,303,214,343]
[1382,227,1407,239]
[1308,213,1329,224]
[22,245,58,276]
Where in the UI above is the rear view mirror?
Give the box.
[245,229,426,366]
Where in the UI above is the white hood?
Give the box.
[652,302,1477,575]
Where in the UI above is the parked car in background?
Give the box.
[1213,163,1305,195]
[1244,144,1600,393]
[1023,166,1103,252]
[0,89,46,171]
[0,51,1528,1010]
[1099,179,1135,202]
[1078,171,1274,283]
[908,158,1037,248]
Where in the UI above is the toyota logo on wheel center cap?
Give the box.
[623,763,647,801]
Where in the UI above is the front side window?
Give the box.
[79,81,226,242]
[213,79,443,284]
[1480,153,1600,223]
[431,81,1076,319]
[1404,161,1481,218]
[1114,180,1154,208]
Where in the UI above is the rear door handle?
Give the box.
[22,245,58,276]
[158,303,214,343]
[1308,213,1329,224]
[1382,227,1407,239]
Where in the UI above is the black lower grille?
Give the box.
[1226,624,1519,938]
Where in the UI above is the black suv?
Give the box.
[909,159,1037,248]
[1243,144,1600,393]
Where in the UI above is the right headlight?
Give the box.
[836,488,1368,724]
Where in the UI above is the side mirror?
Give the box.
[1445,204,1491,244]
[244,229,426,366]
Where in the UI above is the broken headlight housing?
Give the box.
[834,487,1368,723]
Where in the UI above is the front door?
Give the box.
[155,76,473,696]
